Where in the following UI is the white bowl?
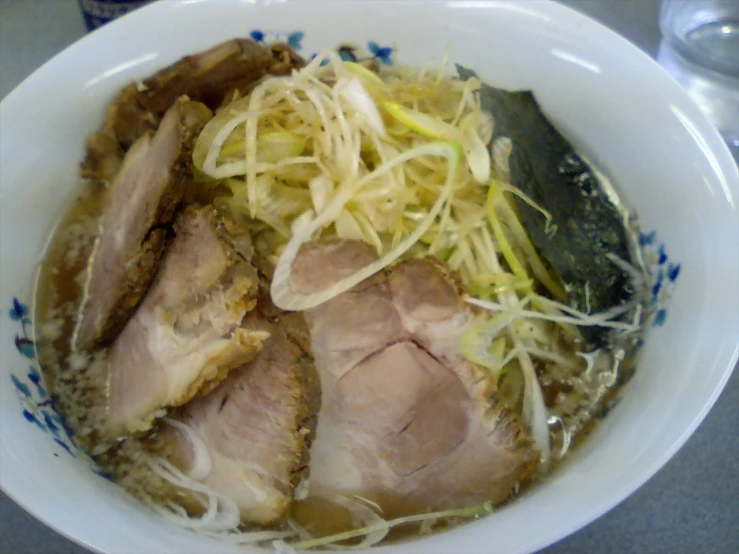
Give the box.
[1,1,737,553]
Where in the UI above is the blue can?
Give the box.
[77,0,154,31]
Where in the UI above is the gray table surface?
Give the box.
[1,0,737,553]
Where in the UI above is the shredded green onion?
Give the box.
[459,298,528,378]
[487,182,530,288]
[343,61,384,87]
[489,180,566,301]
[270,141,462,311]
[288,502,493,550]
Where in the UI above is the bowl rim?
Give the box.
[1,1,738,553]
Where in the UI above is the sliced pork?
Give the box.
[80,130,125,185]
[163,300,319,525]
[81,40,303,189]
[102,206,263,437]
[97,39,304,152]
[72,98,212,351]
[291,240,539,518]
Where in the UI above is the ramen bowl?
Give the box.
[1,1,737,553]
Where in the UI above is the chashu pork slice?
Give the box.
[164,300,319,525]
[102,206,264,437]
[291,239,539,519]
[73,98,213,351]
[92,39,304,153]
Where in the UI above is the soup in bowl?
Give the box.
[1,1,737,553]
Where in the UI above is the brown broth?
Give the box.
[35,183,104,391]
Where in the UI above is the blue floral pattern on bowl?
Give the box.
[336,41,394,65]
[249,29,305,52]
[9,299,106,476]
[639,231,681,327]
[249,28,395,66]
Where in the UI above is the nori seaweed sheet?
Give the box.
[457,66,633,346]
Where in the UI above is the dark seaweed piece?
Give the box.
[457,66,633,346]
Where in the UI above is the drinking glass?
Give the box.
[657,0,739,161]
